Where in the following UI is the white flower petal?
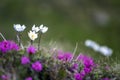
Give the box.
[39,24,44,30]
[99,46,113,56]
[85,40,100,51]
[85,39,113,56]
[41,27,48,33]
[39,24,48,33]
[28,31,38,41]
[14,24,26,32]
[32,25,40,32]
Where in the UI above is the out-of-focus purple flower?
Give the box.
[74,73,82,80]
[63,52,73,61]
[25,77,32,80]
[27,46,37,54]
[1,74,9,80]
[83,67,92,74]
[102,78,110,80]
[84,58,94,68]
[21,56,30,65]
[71,63,78,70]
[80,71,86,77]
[69,63,78,72]
[77,54,95,67]
[77,54,95,74]
[0,40,19,53]
[32,61,42,72]
[57,50,64,60]
[57,50,73,61]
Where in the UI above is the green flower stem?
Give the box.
[16,32,20,46]
[38,32,42,51]
[16,32,24,50]
[31,40,33,45]
[0,32,6,41]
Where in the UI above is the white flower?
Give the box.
[32,25,40,32]
[99,46,113,56]
[28,31,38,41]
[39,24,48,33]
[92,44,100,51]
[85,40,100,51]
[85,39,113,57]
[85,40,95,47]
[13,24,26,32]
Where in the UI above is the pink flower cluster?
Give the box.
[25,77,33,80]
[74,54,95,80]
[20,45,42,79]
[0,40,19,53]
[27,45,37,54]
[21,56,30,65]
[57,50,73,61]
[57,51,95,80]
[32,61,42,72]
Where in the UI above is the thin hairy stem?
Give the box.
[0,32,6,41]
[38,33,42,51]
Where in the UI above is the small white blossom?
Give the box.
[28,31,38,41]
[85,40,100,51]
[85,40,95,47]
[85,39,113,56]
[14,24,26,32]
[99,46,113,57]
[32,25,40,32]
[39,24,48,33]
[92,44,100,52]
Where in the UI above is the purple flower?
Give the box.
[102,78,110,80]
[69,63,78,72]
[27,46,37,54]
[32,61,42,72]
[63,52,73,61]
[57,50,64,60]
[80,70,86,77]
[83,67,92,74]
[57,50,73,61]
[0,40,19,53]
[0,74,9,80]
[74,73,82,80]
[77,54,95,74]
[25,77,32,80]
[71,63,78,70]
[21,56,30,65]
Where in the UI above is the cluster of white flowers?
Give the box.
[13,24,48,41]
[13,24,48,50]
[29,24,48,41]
[31,24,48,33]
[85,40,113,57]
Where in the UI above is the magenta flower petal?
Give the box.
[74,73,83,80]
[21,56,30,65]
[102,78,110,80]
[57,50,73,62]
[77,54,95,74]
[25,77,32,80]
[32,61,42,72]
[1,74,9,80]
[0,40,19,53]
[27,46,37,54]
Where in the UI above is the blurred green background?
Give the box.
[0,0,120,61]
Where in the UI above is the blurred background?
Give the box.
[0,0,120,61]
